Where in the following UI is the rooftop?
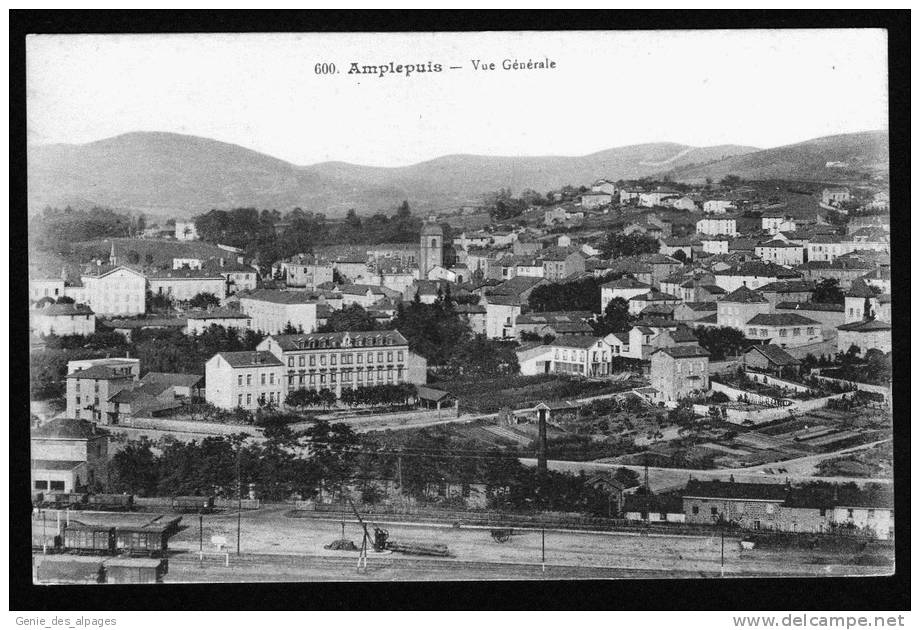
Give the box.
[720,286,768,304]
[214,351,284,368]
[653,344,710,359]
[32,418,106,440]
[746,313,821,326]
[744,344,801,367]
[683,479,789,501]
[268,330,409,351]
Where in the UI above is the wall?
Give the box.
[115,415,262,436]
[710,380,783,406]
[810,373,891,403]
[744,371,812,394]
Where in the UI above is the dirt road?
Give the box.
[521,439,893,491]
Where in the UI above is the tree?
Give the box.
[188,292,222,309]
[720,175,742,187]
[671,249,688,263]
[54,296,76,304]
[813,278,845,304]
[592,297,634,336]
[108,439,159,495]
[601,233,659,259]
[317,304,377,332]
[126,250,141,264]
[694,326,748,360]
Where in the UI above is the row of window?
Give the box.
[286,350,404,368]
[237,391,282,406]
[237,372,277,387]
[34,480,66,490]
[287,367,402,386]
[747,327,816,337]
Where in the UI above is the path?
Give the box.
[519,438,893,491]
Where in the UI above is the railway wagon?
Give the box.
[104,557,168,583]
[63,524,116,554]
[40,492,89,509]
[31,518,61,551]
[114,524,173,557]
[34,555,105,584]
[173,496,214,513]
[86,493,135,511]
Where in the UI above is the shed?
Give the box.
[742,344,801,376]
[417,386,458,412]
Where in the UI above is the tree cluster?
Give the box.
[601,233,661,259]
[693,326,749,360]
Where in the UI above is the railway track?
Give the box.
[166,550,718,580]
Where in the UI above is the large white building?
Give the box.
[696,217,737,237]
[754,239,805,267]
[147,268,227,303]
[257,330,426,397]
[80,266,148,316]
[516,336,613,377]
[205,351,285,411]
[237,289,319,335]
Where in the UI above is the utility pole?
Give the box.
[537,407,548,473]
[236,448,242,556]
[720,526,725,577]
[542,526,546,573]
[199,513,203,557]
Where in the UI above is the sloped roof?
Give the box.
[836,319,892,332]
[746,313,821,326]
[185,308,250,320]
[32,418,106,440]
[32,303,94,316]
[683,479,788,501]
[744,344,800,367]
[775,301,844,313]
[602,276,651,290]
[757,280,815,294]
[140,372,204,388]
[550,335,605,349]
[653,344,710,359]
[214,351,283,368]
[678,301,718,312]
[721,286,768,304]
[239,289,322,304]
[269,330,408,351]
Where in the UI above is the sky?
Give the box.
[26,30,888,167]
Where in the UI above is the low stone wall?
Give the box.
[117,416,261,437]
[710,381,784,407]
[295,407,459,431]
[744,371,813,394]
[811,373,891,402]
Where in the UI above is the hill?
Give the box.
[664,131,888,184]
[27,131,757,218]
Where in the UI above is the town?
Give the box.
[29,173,893,583]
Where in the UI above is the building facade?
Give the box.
[204,351,285,410]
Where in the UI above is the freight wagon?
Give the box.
[34,555,105,584]
[86,493,135,511]
[39,492,88,509]
[172,496,215,513]
[114,524,173,557]
[63,524,116,554]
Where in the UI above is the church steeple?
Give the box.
[109,241,117,266]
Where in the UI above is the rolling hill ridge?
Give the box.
[27,130,887,219]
